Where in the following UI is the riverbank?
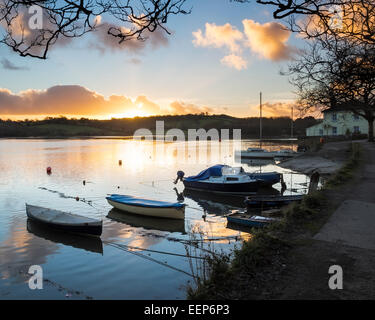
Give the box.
[278,140,353,175]
[189,140,374,299]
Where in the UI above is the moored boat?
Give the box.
[245,194,304,208]
[106,194,185,220]
[226,211,279,228]
[178,165,260,194]
[25,204,103,236]
[235,148,278,160]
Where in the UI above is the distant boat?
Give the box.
[106,194,185,220]
[177,165,260,194]
[273,149,299,161]
[245,194,304,209]
[226,211,280,228]
[26,204,103,237]
[235,148,278,160]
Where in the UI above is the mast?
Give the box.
[291,105,294,139]
[259,92,262,148]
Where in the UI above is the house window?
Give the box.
[354,126,360,134]
[353,114,360,120]
[332,113,337,121]
[319,129,323,135]
[332,127,337,135]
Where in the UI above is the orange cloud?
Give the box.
[221,54,247,70]
[192,22,243,53]
[91,21,169,53]
[242,19,296,61]
[250,102,296,117]
[0,85,213,118]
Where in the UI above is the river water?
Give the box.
[0,138,308,299]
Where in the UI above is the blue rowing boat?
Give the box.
[106,194,185,220]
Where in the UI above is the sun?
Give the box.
[109,103,151,118]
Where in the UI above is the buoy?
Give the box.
[46,167,52,174]
[75,196,79,201]
[119,160,122,166]
[117,186,120,189]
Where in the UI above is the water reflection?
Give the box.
[27,219,103,255]
[107,209,186,234]
[0,138,307,299]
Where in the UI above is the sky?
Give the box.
[0,0,305,120]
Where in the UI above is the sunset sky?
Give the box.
[0,0,304,120]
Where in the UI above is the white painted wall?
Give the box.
[306,110,372,136]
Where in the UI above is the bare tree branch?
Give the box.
[0,0,190,59]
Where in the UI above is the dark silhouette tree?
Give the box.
[0,0,190,59]
[235,0,375,44]
[287,34,375,141]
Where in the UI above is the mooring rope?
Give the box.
[104,241,195,278]
[102,240,206,259]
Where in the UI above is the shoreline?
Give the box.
[0,136,299,141]
[189,140,371,299]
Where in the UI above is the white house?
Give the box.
[306,107,372,137]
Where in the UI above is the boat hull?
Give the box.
[245,195,304,208]
[182,180,259,194]
[248,172,281,187]
[26,206,102,237]
[235,150,277,159]
[226,213,276,228]
[106,199,185,220]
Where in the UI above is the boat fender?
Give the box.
[174,170,185,184]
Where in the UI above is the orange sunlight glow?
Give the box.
[109,103,152,119]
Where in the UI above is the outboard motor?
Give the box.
[174,170,185,184]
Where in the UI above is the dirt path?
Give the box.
[269,141,375,299]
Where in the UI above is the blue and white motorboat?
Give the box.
[175,165,281,194]
[106,194,185,220]
[247,171,282,187]
[175,165,260,194]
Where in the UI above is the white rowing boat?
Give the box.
[26,204,103,236]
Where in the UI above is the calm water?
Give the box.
[0,139,308,299]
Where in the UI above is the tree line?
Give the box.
[0,115,318,138]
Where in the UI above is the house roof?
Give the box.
[322,103,354,113]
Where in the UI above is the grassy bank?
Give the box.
[188,142,362,299]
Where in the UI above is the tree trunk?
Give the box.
[368,118,374,142]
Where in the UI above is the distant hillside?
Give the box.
[0,114,318,138]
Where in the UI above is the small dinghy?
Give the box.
[26,204,103,236]
[226,211,279,228]
[245,194,304,208]
[106,194,185,220]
